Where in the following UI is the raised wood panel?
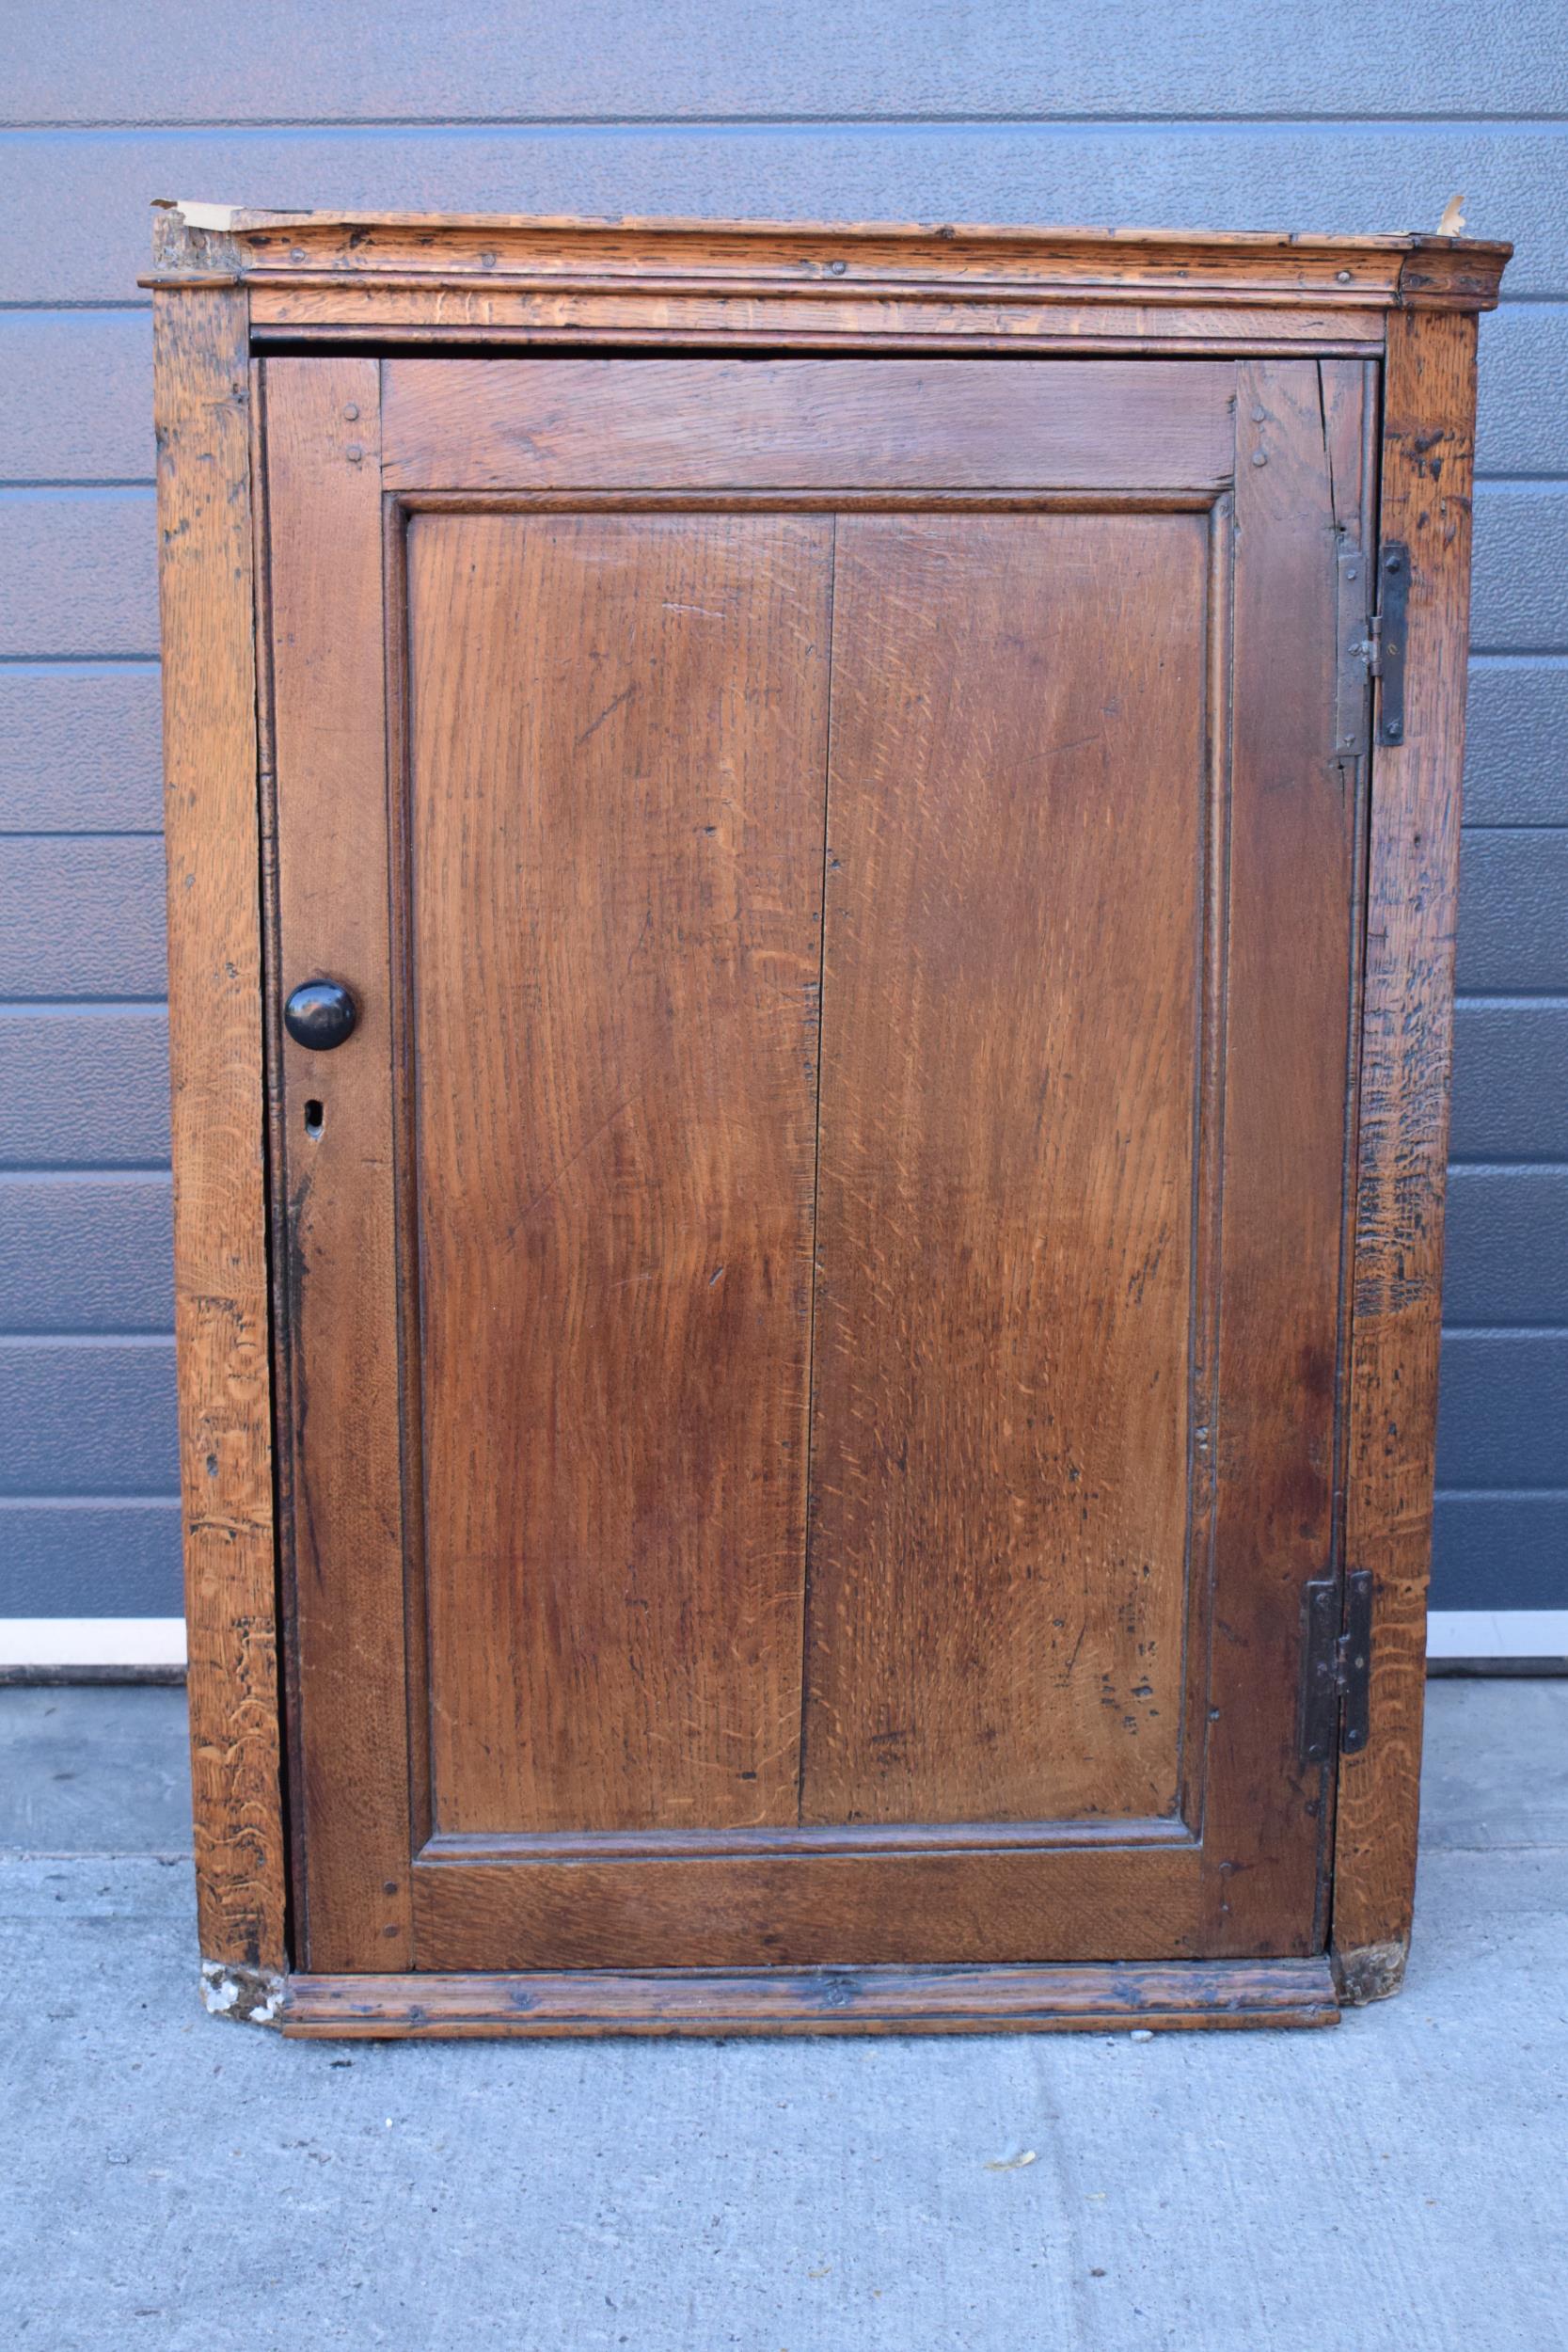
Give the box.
[405,509,831,1836]
[802,507,1212,1828]
[383,359,1238,490]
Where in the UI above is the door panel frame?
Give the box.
[260,357,416,1974]
[258,354,1375,1972]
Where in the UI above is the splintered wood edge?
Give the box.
[265,1959,1340,2038]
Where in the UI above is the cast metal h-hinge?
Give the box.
[1300,1569,1374,1764]
[1335,540,1410,756]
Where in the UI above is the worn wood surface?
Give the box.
[156,211,1501,2014]
[278,1954,1340,2037]
[1191,360,1373,1954]
[155,205,1511,312]
[803,507,1209,1827]
[139,208,1507,359]
[1335,310,1481,1992]
[411,1844,1206,1970]
[152,282,285,1974]
[381,358,1236,489]
[406,509,830,1836]
[269,352,1366,1973]
[256,285,1387,354]
[261,358,414,1971]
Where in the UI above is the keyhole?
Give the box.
[304,1099,325,1138]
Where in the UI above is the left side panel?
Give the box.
[153,284,284,1976]
[261,358,414,1971]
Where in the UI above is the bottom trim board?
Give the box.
[1425,1609,1568,1664]
[277,1957,1339,2039]
[0,1616,187,1670]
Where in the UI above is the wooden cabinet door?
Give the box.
[261,352,1373,1973]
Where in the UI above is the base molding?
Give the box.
[272,1956,1340,2039]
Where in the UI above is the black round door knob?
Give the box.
[283,978,358,1051]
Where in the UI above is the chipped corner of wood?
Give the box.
[1331,1937,1410,2006]
[149,199,248,281]
[199,1959,288,2028]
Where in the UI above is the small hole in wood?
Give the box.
[304,1099,325,1138]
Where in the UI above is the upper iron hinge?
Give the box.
[1371,541,1410,745]
[1300,1568,1374,1764]
[1334,539,1410,757]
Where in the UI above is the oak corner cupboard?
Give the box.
[149,200,1509,2039]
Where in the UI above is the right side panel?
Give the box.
[802,506,1213,1829]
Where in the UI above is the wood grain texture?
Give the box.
[256,284,1385,355]
[261,358,413,1971]
[150,211,1504,2025]
[1335,310,1481,1992]
[278,1955,1340,2039]
[405,510,830,1836]
[411,1844,1209,1969]
[1193,361,1370,1955]
[803,508,1211,1827]
[382,358,1237,490]
[175,207,1512,311]
[137,210,1506,359]
[268,351,1364,1976]
[151,283,284,1972]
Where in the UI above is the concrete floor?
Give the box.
[1,1682,1564,2352]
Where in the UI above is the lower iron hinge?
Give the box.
[1300,1568,1374,1764]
